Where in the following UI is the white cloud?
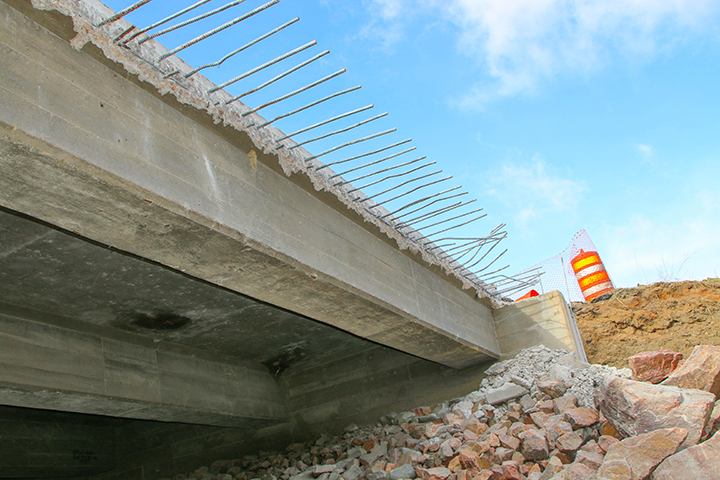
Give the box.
[637,143,654,161]
[483,155,586,228]
[597,188,720,287]
[361,0,719,106]
[356,0,415,50]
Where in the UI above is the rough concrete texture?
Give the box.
[0,0,500,368]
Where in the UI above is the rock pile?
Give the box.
[168,345,720,480]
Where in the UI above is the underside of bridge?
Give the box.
[0,1,583,478]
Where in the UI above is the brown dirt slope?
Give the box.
[572,279,720,368]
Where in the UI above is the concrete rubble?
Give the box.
[164,345,720,480]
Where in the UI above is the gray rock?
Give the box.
[346,447,364,459]
[416,413,440,423]
[397,412,415,424]
[366,471,389,480]
[485,360,510,376]
[290,472,315,480]
[389,464,417,480]
[341,465,363,480]
[453,400,473,419]
[485,382,530,405]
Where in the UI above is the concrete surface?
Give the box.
[0,303,286,427]
[0,0,498,369]
[494,291,588,362]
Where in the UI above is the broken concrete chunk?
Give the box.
[485,382,529,405]
[537,378,568,399]
[388,464,416,480]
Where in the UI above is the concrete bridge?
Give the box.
[0,1,584,478]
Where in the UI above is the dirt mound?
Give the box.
[572,279,720,368]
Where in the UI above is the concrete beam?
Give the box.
[0,304,287,427]
[0,0,499,368]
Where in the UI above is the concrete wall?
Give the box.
[493,291,587,361]
[281,345,492,441]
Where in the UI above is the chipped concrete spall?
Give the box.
[161,344,720,480]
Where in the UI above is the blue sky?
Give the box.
[107,0,720,290]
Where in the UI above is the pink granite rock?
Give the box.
[652,429,720,480]
[554,394,579,414]
[550,462,596,479]
[555,432,583,453]
[702,400,720,441]
[597,376,714,448]
[537,378,568,399]
[662,345,720,398]
[628,349,683,384]
[574,450,604,471]
[417,467,451,480]
[596,427,687,480]
[519,429,549,462]
[597,435,620,453]
[563,408,599,429]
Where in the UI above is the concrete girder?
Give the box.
[0,0,500,369]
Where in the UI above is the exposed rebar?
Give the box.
[116,0,213,44]
[158,2,278,62]
[208,40,316,93]
[315,139,412,172]
[336,155,425,187]
[365,176,452,208]
[140,0,248,44]
[346,160,432,194]
[329,147,416,181]
[98,0,152,27]
[287,113,388,149]
[242,69,347,116]
[304,128,396,162]
[275,105,373,141]
[257,87,362,130]
[228,51,330,104]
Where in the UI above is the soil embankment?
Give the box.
[572,279,720,367]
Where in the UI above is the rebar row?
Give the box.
[97,0,541,299]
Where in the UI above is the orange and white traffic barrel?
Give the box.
[571,249,614,301]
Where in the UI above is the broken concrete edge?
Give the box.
[28,0,501,303]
